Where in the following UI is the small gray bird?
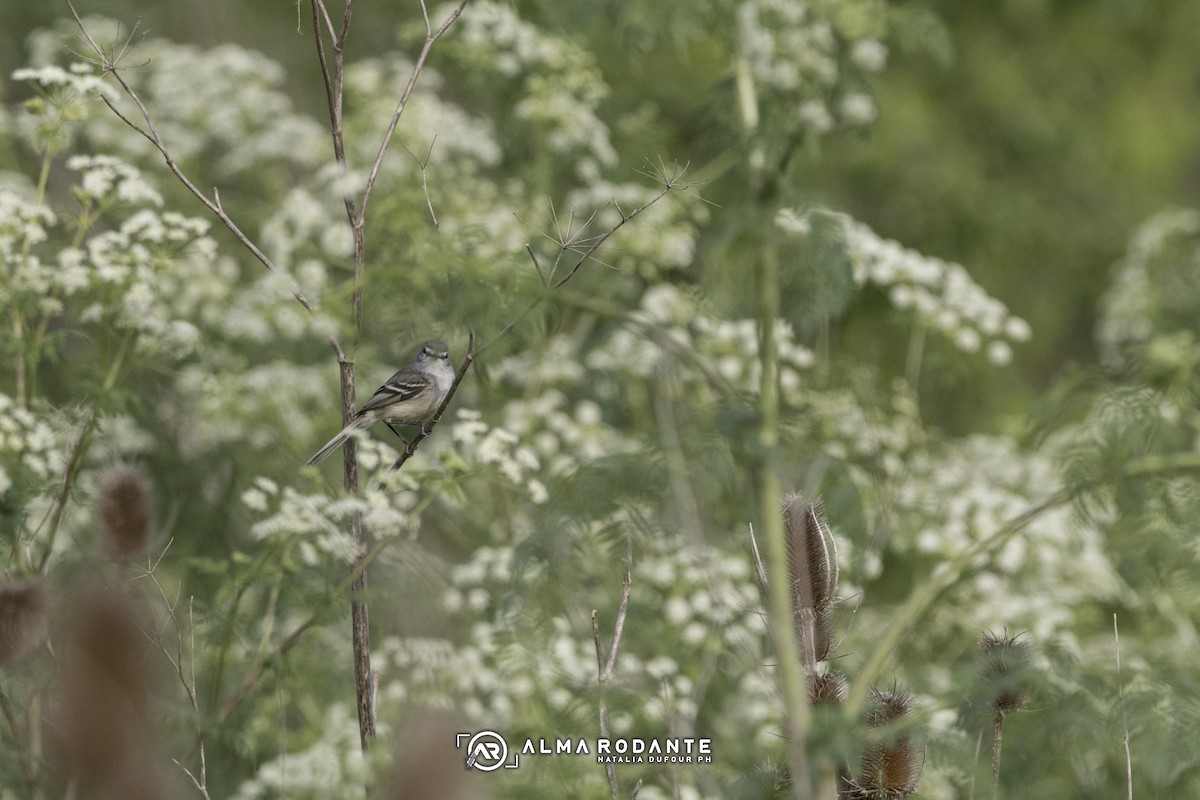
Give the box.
[306,340,455,466]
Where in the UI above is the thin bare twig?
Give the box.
[550,161,699,289]
[310,0,356,227]
[483,167,695,358]
[140,567,211,800]
[32,414,94,573]
[312,0,340,42]
[746,523,769,597]
[525,243,546,285]
[593,549,633,800]
[398,135,441,230]
[594,563,632,681]
[1114,614,1133,800]
[358,0,469,225]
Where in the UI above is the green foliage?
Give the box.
[0,1,1198,799]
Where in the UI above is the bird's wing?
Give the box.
[358,370,433,415]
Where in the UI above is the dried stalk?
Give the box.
[593,555,633,800]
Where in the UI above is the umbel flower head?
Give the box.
[95,464,154,559]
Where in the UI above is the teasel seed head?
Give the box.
[0,580,49,665]
[978,629,1032,714]
[809,669,848,707]
[95,464,154,560]
[851,686,922,799]
[783,493,839,662]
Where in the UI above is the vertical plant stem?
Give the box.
[336,349,374,752]
[991,710,1004,799]
[28,693,43,800]
[1113,614,1133,800]
[593,559,632,800]
[11,311,25,408]
[311,0,377,758]
[756,240,813,799]
[904,323,926,390]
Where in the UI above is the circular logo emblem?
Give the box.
[465,730,508,771]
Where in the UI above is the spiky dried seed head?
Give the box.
[855,685,922,797]
[95,464,153,559]
[978,629,1032,713]
[808,670,847,706]
[0,580,49,665]
[783,493,839,661]
[866,686,915,727]
[853,734,922,798]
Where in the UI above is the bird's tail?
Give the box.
[306,416,370,466]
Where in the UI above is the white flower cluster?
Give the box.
[814,381,925,483]
[586,284,815,392]
[1096,207,1200,370]
[377,630,549,724]
[231,702,365,800]
[442,544,544,617]
[19,20,326,177]
[258,187,349,270]
[727,669,784,751]
[4,161,216,355]
[450,409,548,502]
[737,0,886,134]
[499,390,640,479]
[0,187,57,308]
[217,265,336,345]
[444,1,617,173]
[67,154,163,206]
[83,42,327,177]
[9,63,115,154]
[10,63,116,101]
[381,542,572,724]
[0,393,63,497]
[73,198,216,355]
[892,435,1119,640]
[640,537,766,653]
[841,217,1031,362]
[241,475,420,566]
[383,525,771,765]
